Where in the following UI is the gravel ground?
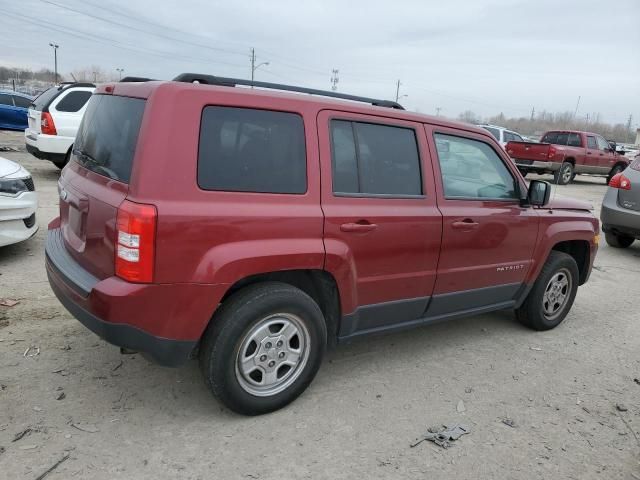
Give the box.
[1,129,639,479]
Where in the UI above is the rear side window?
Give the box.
[482,127,501,141]
[198,107,306,194]
[0,94,12,106]
[73,95,145,183]
[567,133,582,147]
[13,96,32,108]
[31,86,59,110]
[329,120,422,196]
[55,90,92,112]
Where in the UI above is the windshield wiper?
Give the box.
[73,149,101,166]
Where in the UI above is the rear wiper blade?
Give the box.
[73,149,101,165]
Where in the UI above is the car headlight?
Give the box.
[0,178,29,195]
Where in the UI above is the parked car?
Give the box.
[46,75,599,415]
[0,156,37,247]
[25,82,95,169]
[0,91,33,130]
[506,130,630,185]
[478,124,526,147]
[601,156,640,248]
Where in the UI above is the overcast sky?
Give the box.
[2,0,639,125]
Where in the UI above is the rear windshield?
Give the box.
[72,95,145,183]
[541,131,581,146]
[31,86,59,110]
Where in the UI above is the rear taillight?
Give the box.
[609,173,631,190]
[547,146,557,159]
[41,112,57,135]
[115,200,157,283]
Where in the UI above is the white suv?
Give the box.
[25,83,95,168]
[478,124,526,147]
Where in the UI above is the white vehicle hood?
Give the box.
[0,156,30,179]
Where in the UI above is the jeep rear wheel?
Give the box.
[516,251,579,331]
[199,282,326,415]
[605,232,635,248]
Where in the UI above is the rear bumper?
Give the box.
[25,130,72,161]
[45,227,223,367]
[600,188,640,238]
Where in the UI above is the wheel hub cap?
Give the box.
[542,269,571,320]
[235,313,310,397]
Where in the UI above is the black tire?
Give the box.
[605,232,635,248]
[199,282,327,415]
[518,169,528,178]
[53,149,71,169]
[607,164,624,185]
[516,251,579,331]
[553,162,574,185]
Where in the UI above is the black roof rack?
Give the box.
[57,82,95,89]
[172,73,404,110]
[120,76,156,83]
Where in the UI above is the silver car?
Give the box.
[601,156,640,248]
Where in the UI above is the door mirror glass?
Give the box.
[528,180,551,206]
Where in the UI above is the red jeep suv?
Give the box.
[46,74,599,415]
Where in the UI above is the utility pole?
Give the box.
[573,95,581,118]
[49,42,59,84]
[626,114,633,142]
[436,107,442,116]
[250,48,269,87]
[395,79,401,102]
[330,69,339,91]
[93,71,98,82]
[530,106,535,121]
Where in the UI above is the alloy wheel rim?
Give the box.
[542,268,572,320]
[235,313,310,397]
[562,166,572,183]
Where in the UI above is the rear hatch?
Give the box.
[27,86,59,135]
[58,94,145,279]
[505,141,550,163]
[617,161,640,212]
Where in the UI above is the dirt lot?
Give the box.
[1,129,639,479]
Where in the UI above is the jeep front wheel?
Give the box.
[516,251,579,331]
[199,282,326,415]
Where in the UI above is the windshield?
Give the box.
[72,95,146,183]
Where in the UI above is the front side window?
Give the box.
[434,133,517,200]
[329,120,422,196]
[511,133,523,142]
[198,107,307,194]
[596,136,610,151]
[587,136,597,149]
[0,94,12,106]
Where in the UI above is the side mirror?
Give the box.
[528,180,551,206]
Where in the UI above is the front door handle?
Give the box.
[452,219,479,230]
[340,222,378,233]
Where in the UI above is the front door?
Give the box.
[596,135,616,172]
[317,110,442,337]
[425,125,539,317]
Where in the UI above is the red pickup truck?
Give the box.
[506,130,629,185]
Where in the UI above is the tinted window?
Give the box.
[542,132,569,145]
[0,94,12,106]
[567,133,582,147]
[587,136,597,149]
[511,133,523,142]
[12,96,32,108]
[198,107,306,194]
[31,86,59,110]
[435,133,517,200]
[73,95,145,183]
[482,127,501,141]
[330,120,422,196]
[55,90,92,112]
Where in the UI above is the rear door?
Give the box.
[58,94,145,279]
[426,125,539,316]
[318,110,442,336]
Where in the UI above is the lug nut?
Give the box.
[268,361,276,367]
[265,342,272,349]
[260,355,267,362]
[278,352,285,359]
[276,340,283,347]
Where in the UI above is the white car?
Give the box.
[0,156,38,247]
[25,82,95,169]
[478,124,526,147]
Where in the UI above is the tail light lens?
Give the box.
[115,200,157,283]
[547,146,557,159]
[41,112,57,135]
[609,173,631,190]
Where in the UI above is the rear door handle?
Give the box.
[340,222,378,233]
[452,219,479,230]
